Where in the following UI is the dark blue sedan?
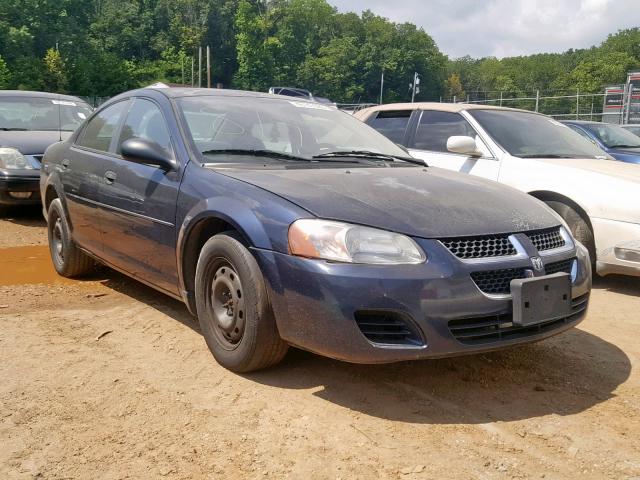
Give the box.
[563,120,640,164]
[40,88,591,372]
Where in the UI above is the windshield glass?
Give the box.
[468,109,607,159]
[584,123,640,149]
[622,125,640,137]
[0,96,93,131]
[178,96,409,162]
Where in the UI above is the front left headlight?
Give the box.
[0,147,33,170]
[288,219,426,265]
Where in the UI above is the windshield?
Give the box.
[583,123,640,149]
[0,96,93,131]
[468,109,607,159]
[178,96,409,162]
[622,125,640,137]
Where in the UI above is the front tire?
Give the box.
[545,200,596,265]
[47,198,94,277]
[195,232,288,372]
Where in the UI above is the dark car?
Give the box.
[40,88,591,372]
[563,120,640,164]
[0,90,92,214]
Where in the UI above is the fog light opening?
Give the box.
[8,191,33,200]
[614,247,640,263]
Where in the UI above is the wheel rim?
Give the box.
[210,262,245,348]
[52,216,64,264]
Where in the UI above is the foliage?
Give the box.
[0,1,638,104]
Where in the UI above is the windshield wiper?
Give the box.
[609,144,640,149]
[0,127,28,131]
[201,149,364,164]
[313,150,425,166]
[201,149,314,162]
[518,154,582,159]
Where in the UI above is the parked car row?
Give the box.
[1,86,638,373]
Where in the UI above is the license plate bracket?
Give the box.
[511,273,572,327]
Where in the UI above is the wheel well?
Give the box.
[181,217,248,313]
[44,186,58,212]
[528,190,593,232]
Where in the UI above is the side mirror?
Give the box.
[121,137,176,171]
[447,136,482,157]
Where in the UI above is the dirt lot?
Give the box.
[1,208,639,480]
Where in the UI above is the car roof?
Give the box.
[356,102,538,119]
[128,87,314,102]
[561,120,603,125]
[0,90,87,103]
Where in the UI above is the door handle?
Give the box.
[104,171,117,185]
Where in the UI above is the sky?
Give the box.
[329,0,640,59]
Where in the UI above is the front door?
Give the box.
[98,97,181,295]
[407,110,500,181]
[63,100,130,253]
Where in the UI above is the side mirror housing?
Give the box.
[121,138,176,171]
[447,136,483,157]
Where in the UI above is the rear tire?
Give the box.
[195,232,288,372]
[47,198,94,278]
[545,200,596,265]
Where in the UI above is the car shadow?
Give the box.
[593,274,640,297]
[99,269,631,425]
[1,205,46,227]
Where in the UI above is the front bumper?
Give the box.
[254,237,591,364]
[592,217,640,277]
[0,170,41,206]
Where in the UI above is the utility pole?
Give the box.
[198,47,202,88]
[379,71,384,105]
[206,45,211,88]
[535,90,539,112]
[410,72,421,103]
[191,57,194,87]
[181,57,185,86]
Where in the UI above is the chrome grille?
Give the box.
[526,227,565,251]
[440,235,516,259]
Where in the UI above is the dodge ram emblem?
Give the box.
[531,256,544,271]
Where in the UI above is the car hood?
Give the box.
[536,157,640,181]
[217,166,560,238]
[0,130,72,155]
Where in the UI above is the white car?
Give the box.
[355,103,640,277]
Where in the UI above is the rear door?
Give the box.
[98,97,182,295]
[407,110,500,180]
[64,100,130,253]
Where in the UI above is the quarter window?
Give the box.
[77,101,128,152]
[411,110,478,153]
[368,110,411,144]
[117,98,172,156]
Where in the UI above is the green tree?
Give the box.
[43,48,68,92]
[444,73,465,100]
[0,55,9,88]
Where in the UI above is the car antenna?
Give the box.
[57,94,62,142]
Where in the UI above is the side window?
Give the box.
[117,98,173,156]
[368,110,411,144]
[411,110,478,153]
[77,101,128,152]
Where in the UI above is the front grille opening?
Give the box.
[440,235,516,259]
[471,268,527,295]
[354,311,424,346]
[448,293,589,345]
[545,258,575,275]
[526,227,565,251]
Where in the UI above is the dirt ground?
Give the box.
[1,208,639,480]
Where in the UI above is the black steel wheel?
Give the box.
[195,232,288,372]
[47,198,93,278]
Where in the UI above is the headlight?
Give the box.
[0,147,32,169]
[288,219,426,264]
